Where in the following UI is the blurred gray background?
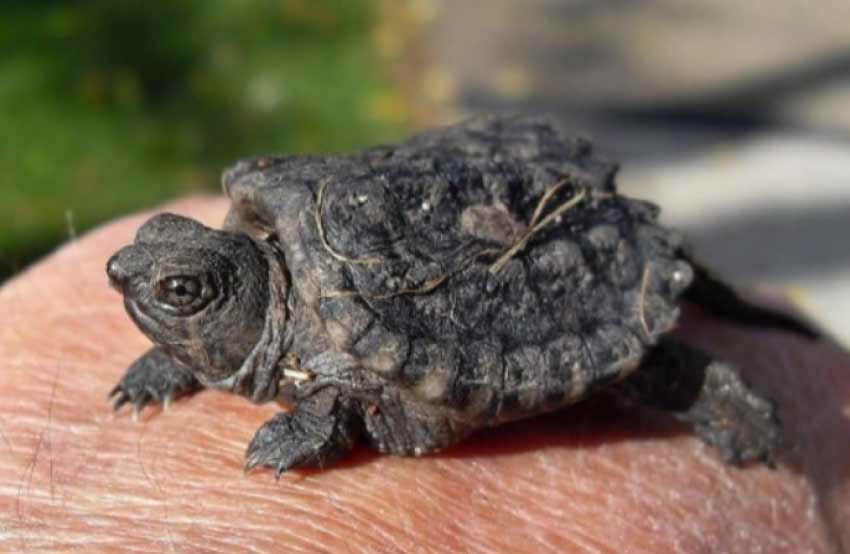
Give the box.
[419,0,850,345]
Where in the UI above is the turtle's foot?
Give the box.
[616,338,781,466]
[245,388,358,477]
[109,347,200,419]
[687,360,781,466]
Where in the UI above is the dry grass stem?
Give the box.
[490,183,586,274]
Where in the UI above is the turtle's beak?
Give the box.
[106,252,129,293]
[106,244,152,295]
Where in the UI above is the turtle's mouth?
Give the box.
[123,296,192,362]
[123,296,158,338]
[107,273,124,294]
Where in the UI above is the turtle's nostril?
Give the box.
[106,254,128,291]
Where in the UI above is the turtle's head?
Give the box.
[107,213,287,399]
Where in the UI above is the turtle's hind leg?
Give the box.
[614,338,781,466]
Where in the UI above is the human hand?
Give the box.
[1,196,847,553]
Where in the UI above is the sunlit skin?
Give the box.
[0,196,847,554]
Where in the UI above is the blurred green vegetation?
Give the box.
[1,0,410,278]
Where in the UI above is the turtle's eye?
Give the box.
[155,275,214,314]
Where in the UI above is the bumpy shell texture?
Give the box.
[223,115,693,423]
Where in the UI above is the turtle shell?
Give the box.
[222,115,693,423]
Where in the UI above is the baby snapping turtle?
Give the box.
[107,115,814,475]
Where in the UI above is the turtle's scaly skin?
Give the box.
[107,116,810,475]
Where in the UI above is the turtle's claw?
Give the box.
[109,347,201,420]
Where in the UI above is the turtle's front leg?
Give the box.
[245,387,360,477]
[110,347,202,418]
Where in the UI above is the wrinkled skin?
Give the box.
[1,198,849,553]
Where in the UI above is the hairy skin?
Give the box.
[0,196,848,554]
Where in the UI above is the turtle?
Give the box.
[106,114,816,476]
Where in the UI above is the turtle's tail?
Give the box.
[682,255,820,340]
